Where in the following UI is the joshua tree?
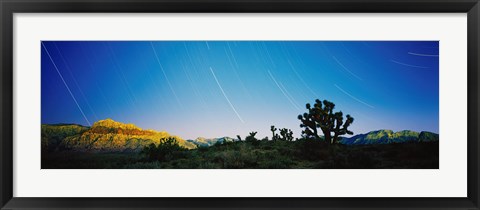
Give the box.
[270,125,277,141]
[245,131,258,142]
[298,99,354,144]
[141,137,184,161]
[279,128,294,141]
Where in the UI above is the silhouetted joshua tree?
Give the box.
[245,131,258,142]
[279,128,294,141]
[270,125,278,142]
[298,99,354,144]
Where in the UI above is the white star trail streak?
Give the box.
[261,42,276,68]
[105,43,139,109]
[277,81,302,111]
[150,42,183,107]
[179,45,209,109]
[224,47,252,100]
[334,84,375,109]
[332,56,363,80]
[42,42,91,126]
[181,61,208,109]
[226,43,239,68]
[340,42,367,64]
[95,81,116,117]
[407,52,439,57]
[267,70,302,112]
[390,59,429,69]
[287,59,319,99]
[83,44,123,119]
[54,43,99,122]
[209,67,245,123]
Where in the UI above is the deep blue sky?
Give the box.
[41,41,439,139]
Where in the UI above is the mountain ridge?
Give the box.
[340,129,438,145]
[187,136,237,147]
[42,118,196,152]
[42,119,439,152]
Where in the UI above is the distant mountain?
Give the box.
[340,130,439,145]
[42,120,439,153]
[42,119,196,152]
[187,136,236,147]
[42,124,89,151]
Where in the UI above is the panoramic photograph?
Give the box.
[41,41,439,169]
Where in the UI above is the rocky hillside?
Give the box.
[340,130,439,145]
[42,123,89,151]
[187,136,237,147]
[42,119,196,152]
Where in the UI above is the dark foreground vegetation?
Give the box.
[42,138,439,169]
[42,99,439,169]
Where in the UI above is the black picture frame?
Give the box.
[1,0,479,209]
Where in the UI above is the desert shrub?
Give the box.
[295,138,329,161]
[141,137,186,162]
[211,143,259,168]
[345,150,379,168]
[197,145,210,152]
[245,131,261,146]
[124,161,162,169]
[257,150,295,169]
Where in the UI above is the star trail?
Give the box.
[41,41,439,139]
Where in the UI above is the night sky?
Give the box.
[41,41,439,139]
